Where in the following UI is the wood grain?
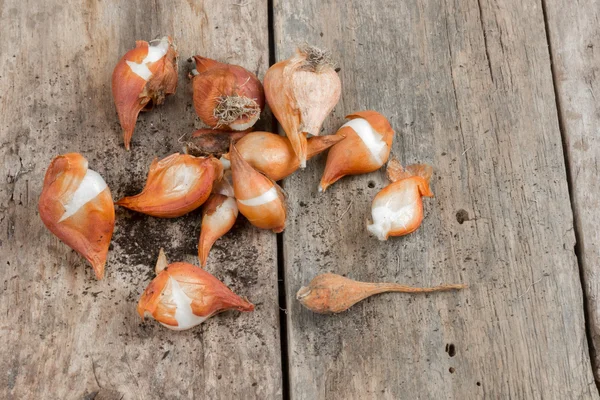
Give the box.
[274,0,599,398]
[544,0,600,383]
[0,1,281,399]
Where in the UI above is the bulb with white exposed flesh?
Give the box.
[198,171,238,266]
[319,111,395,192]
[38,153,115,279]
[367,159,434,240]
[112,36,178,150]
[116,153,223,218]
[230,143,287,232]
[138,250,254,330]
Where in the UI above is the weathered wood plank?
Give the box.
[544,0,600,383]
[274,0,598,398]
[0,1,281,399]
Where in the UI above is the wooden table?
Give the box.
[1,0,599,399]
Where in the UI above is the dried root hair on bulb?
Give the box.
[367,158,434,240]
[320,110,395,192]
[112,36,178,150]
[116,153,223,218]
[297,273,467,314]
[221,130,345,181]
[229,142,287,233]
[264,44,342,168]
[38,153,115,280]
[198,172,238,267]
[138,249,254,330]
[191,56,265,131]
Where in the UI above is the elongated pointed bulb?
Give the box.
[38,153,115,279]
[116,153,223,218]
[112,36,178,150]
[229,143,287,232]
[198,172,238,266]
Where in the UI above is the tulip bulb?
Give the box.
[367,159,434,240]
[116,153,223,218]
[38,153,115,279]
[112,36,178,150]
[297,273,467,314]
[198,172,238,266]
[264,44,342,168]
[138,250,254,330]
[230,143,286,232]
[185,127,252,157]
[191,56,264,131]
[223,131,345,181]
[320,110,395,192]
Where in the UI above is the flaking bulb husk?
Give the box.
[264,44,342,168]
[38,153,115,280]
[116,153,223,218]
[112,36,178,150]
[138,251,254,330]
[191,56,265,131]
[222,131,345,181]
[367,159,434,240]
[320,110,395,192]
[230,142,287,232]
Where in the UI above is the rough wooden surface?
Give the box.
[0,1,281,399]
[544,0,600,382]
[274,0,599,398]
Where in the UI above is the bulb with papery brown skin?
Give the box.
[191,56,264,131]
[297,273,466,314]
[185,127,252,158]
[38,153,115,280]
[264,45,341,168]
[112,36,178,150]
[319,110,395,192]
[116,153,223,218]
[230,143,287,232]
[138,253,254,330]
[367,160,434,240]
[198,172,238,267]
[222,131,345,181]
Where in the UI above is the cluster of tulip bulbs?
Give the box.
[38,37,435,329]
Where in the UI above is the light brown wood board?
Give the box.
[273,0,599,398]
[544,0,600,385]
[0,1,282,399]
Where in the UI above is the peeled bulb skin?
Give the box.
[320,110,395,192]
[297,273,466,314]
[367,162,434,240]
[116,153,223,218]
[198,173,238,267]
[264,45,341,168]
[38,153,115,280]
[191,56,264,131]
[230,143,286,232]
[138,260,254,330]
[225,131,345,181]
[112,36,178,150]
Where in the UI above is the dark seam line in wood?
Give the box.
[476,0,494,83]
[540,0,600,391]
[268,0,291,398]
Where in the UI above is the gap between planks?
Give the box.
[540,0,600,392]
[268,0,292,397]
